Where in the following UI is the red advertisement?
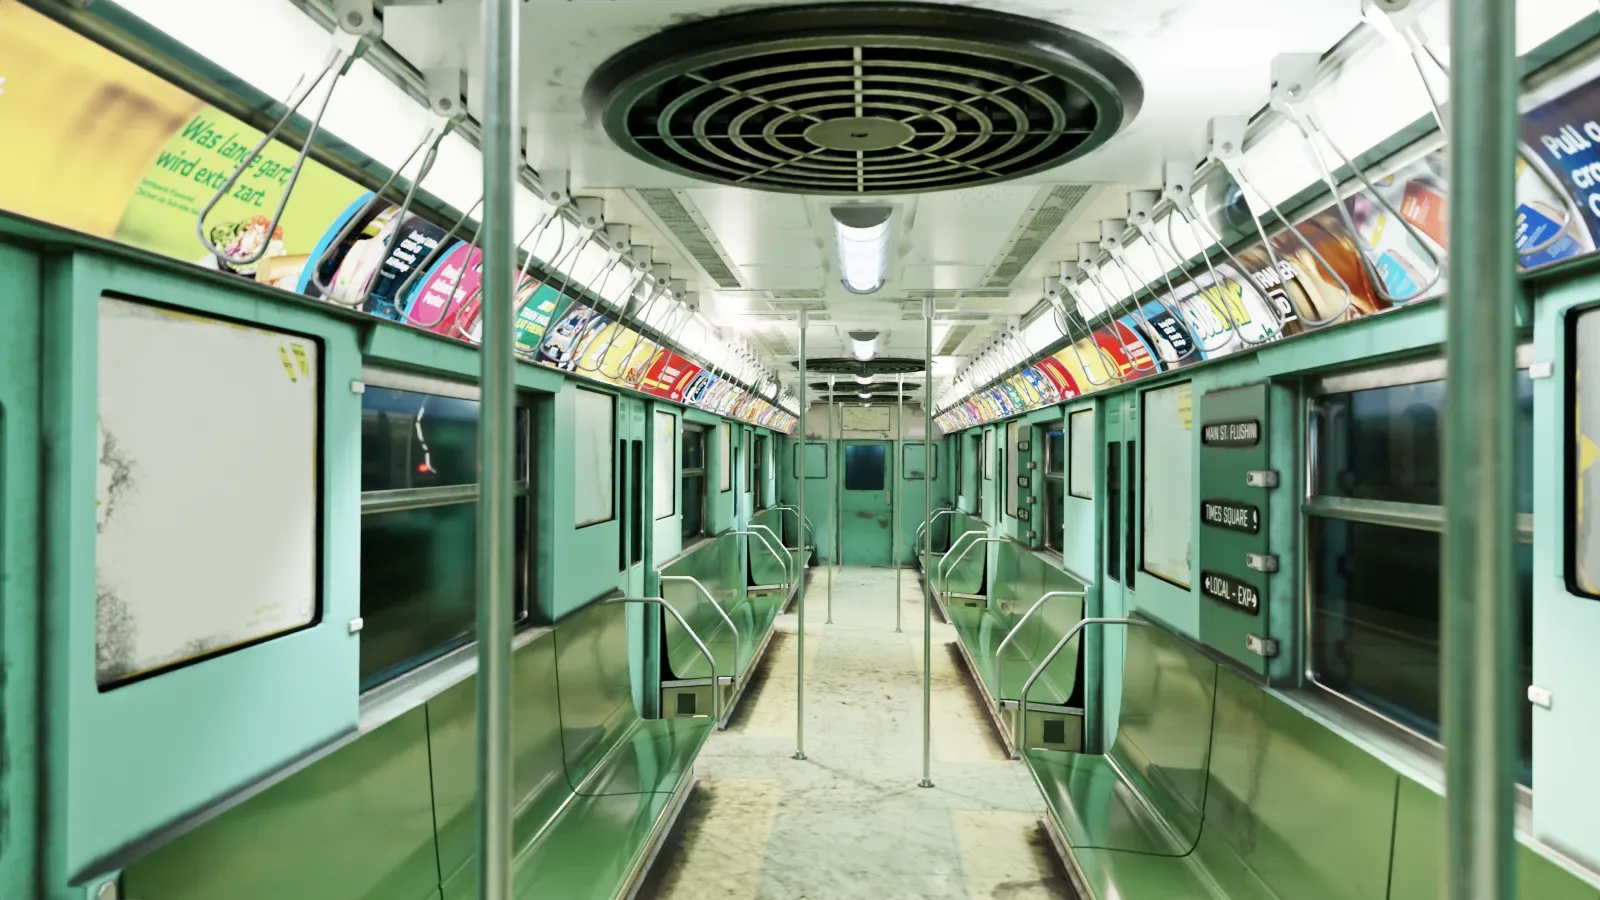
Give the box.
[638,350,701,401]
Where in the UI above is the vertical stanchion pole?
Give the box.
[827,374,836,624]
[795,310,809,761]
[895,371,904,633]
[1445,0,1516,897]
[920,299,935,789]
[477,1,517,896]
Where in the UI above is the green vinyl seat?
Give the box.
[1025,618,1217,858]
[1039,620,1406,900]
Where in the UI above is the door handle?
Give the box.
[886,489,892,505]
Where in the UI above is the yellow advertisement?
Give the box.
[572,322,659,386]
[0,4,361,285]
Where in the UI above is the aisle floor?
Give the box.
[638,566,1073,900]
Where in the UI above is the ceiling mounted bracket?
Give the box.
[332,0,382,38]
[534,169,572,208]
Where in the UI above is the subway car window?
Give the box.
[1141,382,1193,588]
[1044,427,1064,552]
[1006,420,1021,518]
[1308,360,1534,783]
[574,388,615,527]
[754,434,768,506]
[682,424,707,539]
[358,379,532,690]
[1573,307,1600,595]
[654,412,675,519]
[902,443,936,479]
[720,422,733,492]
[1069,409,1094,499]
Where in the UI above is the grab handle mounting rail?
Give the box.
[603,596,723,724]
[1017,617,1145,760]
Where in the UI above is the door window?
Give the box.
[844,444,887,490]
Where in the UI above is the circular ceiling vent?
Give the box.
[797,357,926,376]
[584,3,1142,194]
[809,380,905,393]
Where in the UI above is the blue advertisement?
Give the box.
[1520,80,1600,262]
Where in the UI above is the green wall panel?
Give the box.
[1196,384,1273,675]
[120,709,439,900]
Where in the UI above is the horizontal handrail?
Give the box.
[939,532,1000,592]
[733,529,789,596]
[1017,617,1145,760]
[993,590,1088,711]
[937,530,987,584]
[914,507,957,548]
[604,596,722,724]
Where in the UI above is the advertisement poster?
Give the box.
[0,5,798,433]
[1523,75,1600,260]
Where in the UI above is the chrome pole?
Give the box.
[920,298,935,788]
[827,374,836,625]
[1445,0,1517,897]
[895,371,904,633]
[477,1,517,897]
[795,310,808,761]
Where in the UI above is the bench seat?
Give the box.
[946,604,1074,706]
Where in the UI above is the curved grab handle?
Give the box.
[940,536,1002,595]
[1082,266,1158,372]
[1052,297,1117,387]
[993,590,1087,716]
[304,124,443,301]
[1169,209,1275,348]
[768,505,817,551]
[746,523,794,584]
[605,596,722,724]
[1017,617,1145,760]
[401,199,486,329]
[659,574,742,715]
[938,530,989,590]
[914,507,957,549]
[196,38,361,267]
[733,529,790,596]
[1107,252,1201,362]
[576,254,638,373]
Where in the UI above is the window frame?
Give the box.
[720,422,733,493]
[357,368,536,692]
[573,387,617,528]
[1138,381,1194,590]
[1302,347,1536,767]
[1566,309,1600,598]
[654,410,677,520]
[1068,408,1095,500]
[1043,425,1065,553]
[794,440,830,478]
[901,443,938,480]
[681,423,708,539]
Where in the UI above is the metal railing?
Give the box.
[658,574,741,720]
[993,590,1087,719]
[745,523,794,586]
[603,596,723,724]
[769,504,816,554]
[938,532,1001,594]
[734,528,789,597]
[914,507,957,552]
[1017,617,1145,761]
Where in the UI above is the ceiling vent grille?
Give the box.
[633,189,743,288]
[585,4,1142,195]
[938,324,976,355]
[984,183,1091,287]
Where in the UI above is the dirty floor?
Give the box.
[637,566,1074,900]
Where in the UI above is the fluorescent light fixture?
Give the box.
[853,374,874,385]
[848,330,880,362]
[832,206,892,294]
[858,391,872,399]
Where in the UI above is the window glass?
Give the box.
[1006,421,1021,518]
[361,388,480,491]
[1106,440,1122,582]
[754,435,769,505]
[983,429,995,480]
[1045,479,1064,552]
[742,430,752,492]
[574,389,615,527]
[797,441,829,478]
[1069,409,1095,499]
[1574,307,1600,594]
[1309,362,1535,785]
[902,444,937,479]
[1141,383,1194,588]
[681,425,706,540]
[1316,374,1533,511]
[1045,428,1065,475]
[720,423,733,492]
[359,496,530,689]
[844,444,887,490]
[1310,519,1532,781]
[654,411,675,519]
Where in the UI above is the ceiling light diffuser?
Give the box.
[832,206,892,294]
[848,330,880,362]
